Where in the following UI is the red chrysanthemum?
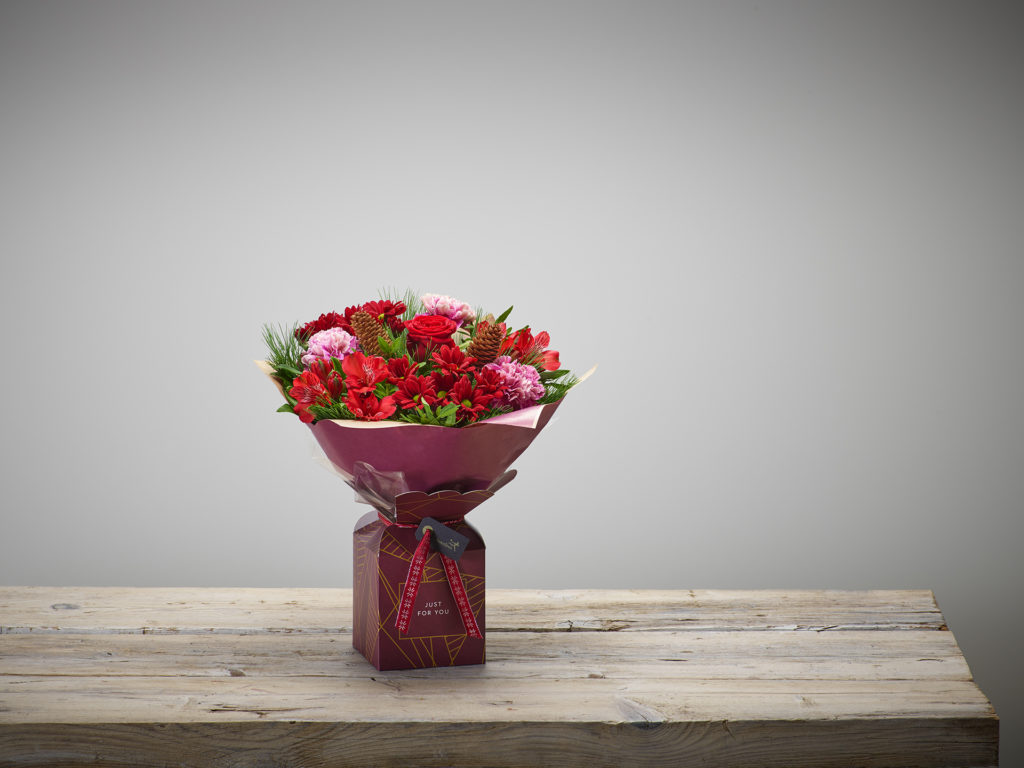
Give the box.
[386,356,415,384]
[343,300,407,335]
[431,345,476,377]
[473,365,505,404]
[444,375,491,423]
[361,299,407,334]
[345,391,397,421]
[430,367,457,399]
[295,312,352,340]
[341,351,389,395]
[393,374,439,410]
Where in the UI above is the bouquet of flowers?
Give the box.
[259,292,580,670]
[261,291,576,428]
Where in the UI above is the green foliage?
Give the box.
[377,329,409,359]
[262,323,302,373]
[467,305,486,334]
[476,404,512,422]
[538,370,579,405]
[396,402,461,427]
[403,289,423,319]
[308,400,355,421]
[540,368,570,381]
[495,305,514,324]
[436,403,460,426]
[262,322,303,407]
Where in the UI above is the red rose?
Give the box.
[405,314,457,360]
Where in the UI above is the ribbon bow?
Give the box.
[382,515,482,639]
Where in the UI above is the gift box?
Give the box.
[351,488,494,670]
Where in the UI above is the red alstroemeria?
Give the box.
[307,359,345,400]
[445,375,491,422]
[295,311,351,340]
[289,369,329,423]
[539,347,560,371]
[393,374,439,410]
[342,351,389,394]
[530,330,561,370]
[346,390,397,421]
[502,327,561,370]
[431,345,475,376]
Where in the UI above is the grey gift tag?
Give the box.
[416,517,470,562]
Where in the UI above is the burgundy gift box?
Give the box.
[352,489,498,670]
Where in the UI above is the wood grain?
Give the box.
[0,587,947,633]
[0,587,997,767]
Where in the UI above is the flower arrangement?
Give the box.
[259,291,584,670]
[262,291,577,428]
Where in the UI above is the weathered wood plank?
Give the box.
[0,719,999,768]
[0,630,973,681]
[0,588,996,768]
[0,676,995,722]
[0,587,946,634]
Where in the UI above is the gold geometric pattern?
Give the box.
[354,522,485,669]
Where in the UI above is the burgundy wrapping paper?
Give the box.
[309,400,561,492]
[307,400,563,670]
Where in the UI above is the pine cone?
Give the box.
[467,322,504,366]
[351,310,383,356]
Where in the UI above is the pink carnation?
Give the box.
[484,355,545,409]
[301,327,359,367]
[421,293,475,326]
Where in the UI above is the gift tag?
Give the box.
[416,517,470,562]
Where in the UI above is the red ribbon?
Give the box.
[380,514,483,640]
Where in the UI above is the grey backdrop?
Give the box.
[2,0,1022,762]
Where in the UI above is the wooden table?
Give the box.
[0,588,998,767]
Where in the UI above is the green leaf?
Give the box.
[262,323,303,373]
[495,305,514,324]
[276,363,303,379]
[276,403,295,414]
[540,368,569,381]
